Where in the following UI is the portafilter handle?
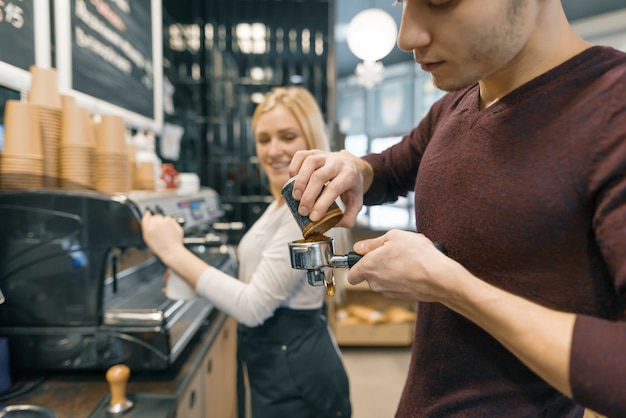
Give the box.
[327,242,446,268]
[324,242,446,294]
[329,252,363,269]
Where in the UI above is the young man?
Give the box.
[289,0,626,416]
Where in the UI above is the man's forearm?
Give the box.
[441,266,575,397]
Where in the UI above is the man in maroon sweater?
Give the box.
[289,0,626,417]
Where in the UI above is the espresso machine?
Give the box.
[0,188,239,372]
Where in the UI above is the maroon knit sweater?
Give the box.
[363,46,626,418]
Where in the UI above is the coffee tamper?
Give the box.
[281,176,344,238]
[105,364,134,415]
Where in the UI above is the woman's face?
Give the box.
[254,103,309,197]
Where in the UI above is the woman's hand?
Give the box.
[141,211,185,259]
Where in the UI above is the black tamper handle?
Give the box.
[335,241,447,269]
[346,252,362,268]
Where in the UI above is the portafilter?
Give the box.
[288,237,448,295]
[288,237,362,295]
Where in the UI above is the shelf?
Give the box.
[334,322,414,347]
[329,283,416,347]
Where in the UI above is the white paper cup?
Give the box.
[177,172,200,193]
[165,270,197,300]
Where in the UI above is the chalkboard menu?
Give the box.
[0,0,50,92]
[0,0,35,71]
[55,0,163,131]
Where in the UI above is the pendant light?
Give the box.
[346,8,398,88]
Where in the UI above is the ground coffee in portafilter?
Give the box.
[296,231,330,243]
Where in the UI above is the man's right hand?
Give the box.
[288,149,372,228]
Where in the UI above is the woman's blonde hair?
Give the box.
[252,86,330,152]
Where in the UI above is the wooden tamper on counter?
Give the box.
[87,364,176,418]
[105,364,134,415]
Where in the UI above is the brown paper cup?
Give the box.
[61,104,89,148]
[28,66,62,108]
[136,161,156,190]
[3,100,43,157]
[95,115,127,155]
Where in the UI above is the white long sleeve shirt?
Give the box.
[195,200,327,327]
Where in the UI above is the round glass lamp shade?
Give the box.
[347,8,398,62]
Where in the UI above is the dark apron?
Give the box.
[237,308,352,418]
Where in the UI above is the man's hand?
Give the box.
[349,230,454,301]
[288,149,372,227]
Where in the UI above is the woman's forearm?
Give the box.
[158,244,209,289]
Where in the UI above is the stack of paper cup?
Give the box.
[27,66,62,188]
[60,103,95,190]
[135,161,156,190]
[0,100,44,190]
[86,117,97,188]
[127,142,137,190]
[95,115,130,194]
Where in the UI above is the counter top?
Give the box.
[0,310,229,418]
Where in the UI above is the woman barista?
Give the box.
[141,86,352,418]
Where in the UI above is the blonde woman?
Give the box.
[142,86,351,418]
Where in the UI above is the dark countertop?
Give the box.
[0,310,229,418]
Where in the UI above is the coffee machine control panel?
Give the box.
[128,188,225,231]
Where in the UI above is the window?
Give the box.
[345,134,415,230]
[344,134,368,157]
[337,62,447,231]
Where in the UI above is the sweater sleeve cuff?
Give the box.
[362,154,387,205]
[570,314,626,417]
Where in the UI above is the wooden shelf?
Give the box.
[334,322,414,347]
[328,284,416,347]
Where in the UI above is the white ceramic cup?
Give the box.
[165,270,197,300]
[177,172,200,194]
